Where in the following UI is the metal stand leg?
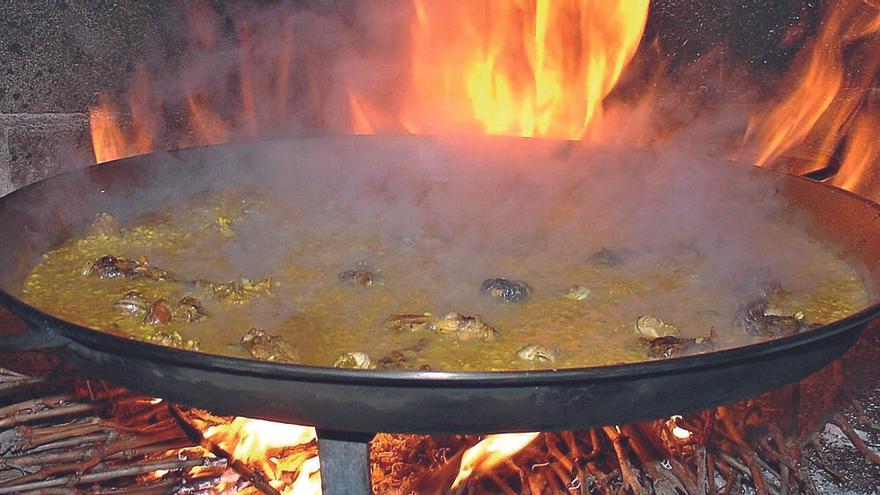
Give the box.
[316,429,374,495]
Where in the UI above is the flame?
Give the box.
[275,16,296,126]
[89,99,128,164]
[667,415,692,441]
[203,417,318,491]
[393,0,649,139]
[88,0,880,201]
[348,91,376,135]
[450,432,540,490]
[89,66,159,163]
[831,109,880,195]
[284,456,322,495]
[92,1,650,158]
[238,21,259,138]
[186,93,231,146]
[741,0,880,170]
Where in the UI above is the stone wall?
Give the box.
[0,1,185,195]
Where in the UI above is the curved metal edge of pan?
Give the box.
[0,136,879,432]
[1,289,869,433]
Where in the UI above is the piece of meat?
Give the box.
[240,328,297,363]
[84,255,172,281]
[480,278,531,303]
[144,299,173,325]
[176,296,206,322]
[735,299,817,338]
[640,335,714,359]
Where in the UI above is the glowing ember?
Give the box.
[450,432,540,490]
[667,415,692,440]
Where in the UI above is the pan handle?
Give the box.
[0,323,71,351]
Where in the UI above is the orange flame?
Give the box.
[391,0,650,139]
[89,66,159,163]
[450,432,540,490]
[92,1,650,160]
[89,99,128,164]
[275,16,296,126]
[88,0,880,203]
[186,93,231,146]
[204,417,315,473]
[831,109,880,195]
[238,21,259,138]
[741,1,880,170]
[203,417,318,493]
[348,90,376,135]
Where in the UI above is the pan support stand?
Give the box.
[316,429,374,495]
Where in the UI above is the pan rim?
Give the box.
[1,135,879,386]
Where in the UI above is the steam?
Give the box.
[144,133,840,329]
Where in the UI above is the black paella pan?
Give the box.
[0,135,879,435]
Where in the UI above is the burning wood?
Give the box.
[0,352,879,494]
[174,407,320,495]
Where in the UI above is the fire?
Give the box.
[831,109,880,195]
[667,415,692,441]
[741,0,880,173]
[391,0,650,139]
[186,93,231,146]
[450,432,540,490]
[89,100,128,164]
[348,91,376,135]
[202,417,319,493]
[89,66,160,163]
[88,0,880,200]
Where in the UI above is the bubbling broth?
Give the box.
[16,141,874,371]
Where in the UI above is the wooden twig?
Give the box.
[707,451,718,495]
[620,425,692,495]
[697,447,710,494]
[830,413,880,465]
[583,429,602,462]
[805,436,843,481]
[168,404,283,495]
[603,426,647,495]
[846,392,880,431]
[740,449,774,495]
[0,395,75,418]
[0,426,185,487]
[28,431,113,454]
[0,456,219,494]
[0,402,96,429]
